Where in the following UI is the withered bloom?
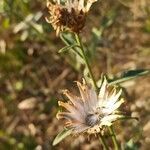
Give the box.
[46,0,97,35]
[57,78,125,134]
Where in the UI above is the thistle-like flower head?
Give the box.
[46,0,97,35]
[57,78,125,134]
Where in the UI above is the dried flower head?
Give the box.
[46,0,97,35]
[57,78,125,134]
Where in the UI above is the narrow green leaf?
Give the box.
[117,116,139,121]
[58,45,79,53]
[59,33,83,58]
[52,128,72,146]
[60,32,76,46]
[108,69,150,85]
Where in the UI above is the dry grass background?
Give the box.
[0,0,150,149]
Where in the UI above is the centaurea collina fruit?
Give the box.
[57,78,125,134]
[46,0,97,35]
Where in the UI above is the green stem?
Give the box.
[75,33,98,93]
[109,126,119,150]
[75,33,109,150]
[98,133,109,150]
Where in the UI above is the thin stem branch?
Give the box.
[98,132,109,150]
[75,33,98,93]
[59,34,83,58]
[108,126,119,150]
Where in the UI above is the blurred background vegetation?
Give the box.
[0,0,150,149]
